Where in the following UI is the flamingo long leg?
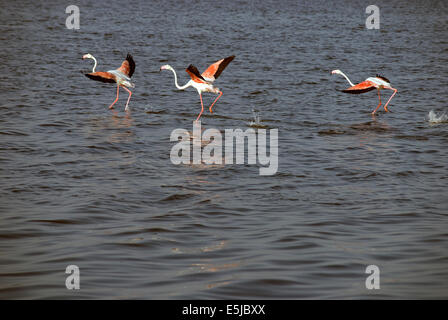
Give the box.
[122,86,132,111]
[209,91,223,113]
[371,89,382,115]
[108,84,120,109]
[196,93,205,122]
[383,88,397,112]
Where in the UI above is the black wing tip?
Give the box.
[376,74,390,83]
[125,53,136,77]
[186,64,207,81]
[212,55,235,80]
[186,64,195,73]
[84,73,116,84]
[342,87,375,94]
[222,55,235,65]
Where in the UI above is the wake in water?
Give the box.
[428,110,448,123]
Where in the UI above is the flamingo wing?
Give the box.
[186,65,208,84]
[85,72,117,84]
[201,56,235,82]
[117,53,135,78]
[342,80,376,94]
[375,74,390,83]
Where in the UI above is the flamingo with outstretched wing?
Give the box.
[332,69,397,115]
[83,53,136,111]
[160,56,235,122]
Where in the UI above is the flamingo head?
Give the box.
[160,64,173,72]
[331,69,342,75]
[82,53,94,60]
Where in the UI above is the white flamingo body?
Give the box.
[107,69,135,88]
[192,81,220,94]
[365,77,390,88]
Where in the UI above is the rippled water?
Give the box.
[1,0,447,299]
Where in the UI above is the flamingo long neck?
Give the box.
[338,71,355,87]
[169,67,191,90]
[91,56,97,73]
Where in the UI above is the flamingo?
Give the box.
[83,53,135,111]
[160,56,235,122]
[331,70,398,115]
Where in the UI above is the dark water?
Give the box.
[1,0,447,299]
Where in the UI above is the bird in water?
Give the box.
[160,56,235,122]
[83,53,136,111]
[331,69,398,115]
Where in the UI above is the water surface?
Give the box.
[0,0,447,299]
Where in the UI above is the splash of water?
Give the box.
[428,110,448,123]
[248,109,267,128]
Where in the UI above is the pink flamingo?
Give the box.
[83,53,135,111]
[160,56,235,121]
[332,69,398,115]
